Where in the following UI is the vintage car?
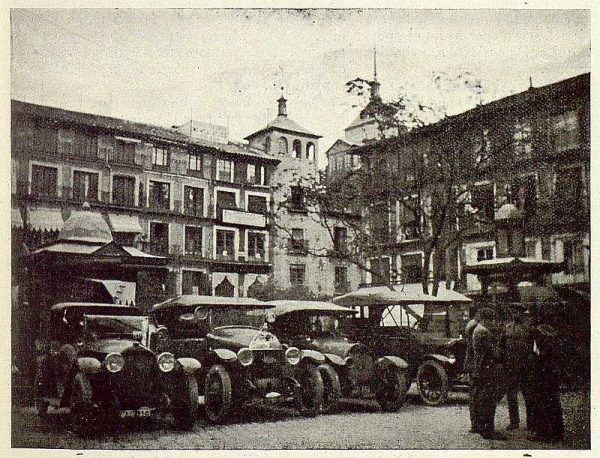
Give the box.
[33,303,200,435]
[149,295,325,423]
[333,286,472,406]
[266,300,409,413]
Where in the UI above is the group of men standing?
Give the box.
[464,305,564,442]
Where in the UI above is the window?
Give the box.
[278,137,288,155]
[216,190,237,214]
[372,201,390,241]
[525,240,538,259]
[290,264,306,286]
[248,232,266,260]
[215,277,235,297]
[475,128,491,165]
[111,140,136,164]
[31,165,58,197]
[247,195,268,214]
[188,151,202,173]
[293,139,302,158]
[306,142,316,161]
[555,167,582,210]
[477,247,494,262]
[216,229,235,260]
[371,257,391,285]
[335,266,349,293]
[514,118,532,159]
[401,254,421,284]
[72,171,99,203]
[152,146,170,169]
[471,183,495,221]
[563,239,584,275]
[183,186,204,217]
[264,136,271,153]
[552,110,580,153]
[149,181,171,210]
[182,270,211,295]
[247,164,265,185]
[333,227,347,253]
[509,175,537,214]
[290,186,305,211]
[288,228,306,253]
[112,175,136,207]
[57,130,74,156]
[148,222,169,255]
[217,159,233,182]
[184,226,203,256]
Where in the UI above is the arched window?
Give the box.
[247,277,263,299]
[293,140,302,158]
[278,137,288,155]
[264,136,271,153]
[215,276,235,297]
[306,142,315,161]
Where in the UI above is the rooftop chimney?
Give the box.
[277,96,287,117]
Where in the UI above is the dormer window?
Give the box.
[293,139,302,158]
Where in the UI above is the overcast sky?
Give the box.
[11,8,590,168]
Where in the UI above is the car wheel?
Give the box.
[318,364,341,414]
[34,369,49,418]
[417,360,449,406]
[375,367,407,412]
[173,374,199,430]
[295,364,324,417]
[204,365,233,424]
[69,372,97,437]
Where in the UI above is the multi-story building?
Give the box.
[339,73,590,294]
[11,100,279,299]
[244,96,361,297]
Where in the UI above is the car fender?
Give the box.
[376,356,409,370]
[77,357,102,374]
[323,353,345,366]
[213,348,238,362]
[425,354,455,366]
[177,357,202,375]
[300,349,326,364]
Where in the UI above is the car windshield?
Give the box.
[85,314,147,337]
[305,314,348,336]
[210,306,268,329]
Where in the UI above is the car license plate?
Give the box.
[120,407,152,418]
[263,355,277,364]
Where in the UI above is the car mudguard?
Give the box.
[213,348,237,362]
[77,357,102,374]
[300,349,326,364]
[425,354,455,365]
[323,353,345,366]
[376,356,409,370]
[177,357,201,375]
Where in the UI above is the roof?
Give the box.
[332,285,472,307]
[265,300,357,317]
[152,295,274,312]
[324,139,358,157]
[50,302,142,312]
[59,209,113,243]
[12,100,279,163]
[348,72,590,156]
[244,115,321,140]
[463,257,564,275]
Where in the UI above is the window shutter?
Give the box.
[202,155,213,180]
[234,162,246,184]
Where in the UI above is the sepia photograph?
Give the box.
[8,3,592,452]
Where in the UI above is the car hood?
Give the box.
[207,327,282,351]
[83,338,150,357]
[308,337,364,358]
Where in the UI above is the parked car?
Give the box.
[149,295,324,423]
[33,303,201,435]
[333,286,472,406]
[266,300,409,413]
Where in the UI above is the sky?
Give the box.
[10,8,590,168]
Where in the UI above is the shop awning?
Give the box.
[26,207,64,232]
[12,207,23,229]
[86,279,136,305]
[108,214,143,234]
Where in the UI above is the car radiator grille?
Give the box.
[111,351,159,407]
[251,350,284,379]
[348,349,374,386]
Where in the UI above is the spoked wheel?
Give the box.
[317,364,341,414]
[204,365,232,424]
[173,374,199,430]
[69,372,98,437]
[375,367,407,412]
[34,369,49,418]
[417,360,449,406]
[294,364,324,417]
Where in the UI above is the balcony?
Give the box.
[215,251,235,262]
[221,208,266,228]
[287,239,308,255]
[140,241,170,256]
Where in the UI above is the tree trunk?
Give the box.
[421,249,432,294]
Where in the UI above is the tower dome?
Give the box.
[59,204,113,243]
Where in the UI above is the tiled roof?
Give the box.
[12,100,278,162]
[245,115,321,139]
[324,138,358,157]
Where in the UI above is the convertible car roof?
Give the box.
[50,302,144,315]
[152,295,274,312]
[266,300,357,317]
[332,286,472,307]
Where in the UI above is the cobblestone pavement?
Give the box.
[12,388,589,450]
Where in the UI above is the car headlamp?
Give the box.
[447,353,456,364]
[285,347,301,366]
[237,347,254,367]
[344,357,355,369]
[157,352,176,373]
[104,353,125,373]
[265,312,276,324]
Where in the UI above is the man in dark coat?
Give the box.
[464,308,480,433]
[471,307,506,440]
